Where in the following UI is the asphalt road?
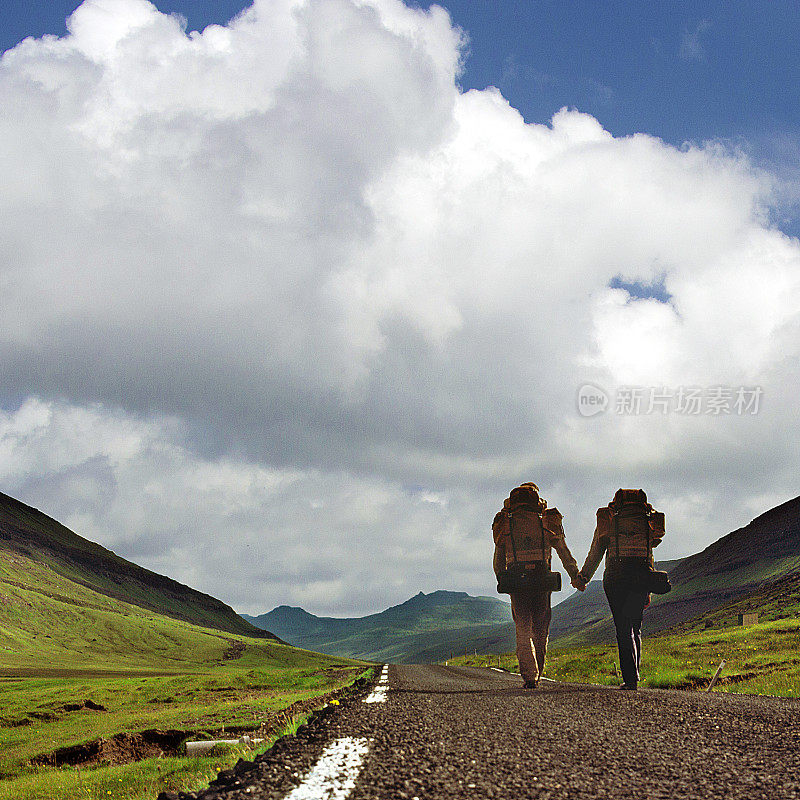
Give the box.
[166,665,800,800]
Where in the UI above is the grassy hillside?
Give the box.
[670,567,800,634]
[0,491,270,640]
[0,543,368,800]
[549,581,609,642]
[245,590,517,663]
[0,545,275,672]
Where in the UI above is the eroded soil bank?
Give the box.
[30,679,372,769]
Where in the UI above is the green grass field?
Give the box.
[0,547,372,800]
[0,663,372,800]
[451,617,800,697]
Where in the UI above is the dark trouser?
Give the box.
[603,559,650,687]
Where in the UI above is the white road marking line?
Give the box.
[283,737,369,800]
[490,668,505,672]
[364,665,389,703]
[364,685,388,703]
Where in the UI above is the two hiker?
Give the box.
[493,485,668,690]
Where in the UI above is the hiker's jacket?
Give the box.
[493,506,580,581]
[579,504,665,581]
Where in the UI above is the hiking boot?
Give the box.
[523,679,539,689]
[619,683,637,691]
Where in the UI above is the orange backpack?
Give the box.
[506,485,547,565]
[496,484,562,593]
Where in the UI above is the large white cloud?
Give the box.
[1,0,799,615]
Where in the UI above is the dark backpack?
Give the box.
[611,489,652,545]
[610,488,671,595]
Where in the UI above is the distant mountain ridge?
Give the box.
[0,491,274,640]
[244,590,515,663]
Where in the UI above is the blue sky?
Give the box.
[3,0,799,148]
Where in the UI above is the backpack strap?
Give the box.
[540,508,547,565]
[507,511,519,564]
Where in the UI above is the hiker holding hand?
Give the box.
[575,489,669,690]
[493,483,583,688]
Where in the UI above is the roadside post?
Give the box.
[706,660,726,692]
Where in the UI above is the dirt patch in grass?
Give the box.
[222,640,246,661]
[2,699,107,728]
[38,699,107,717]
[28,680,365,769]
[32,730,187,767]
[717,671,759,685]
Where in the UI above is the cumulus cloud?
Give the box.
[1,0,799,615]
